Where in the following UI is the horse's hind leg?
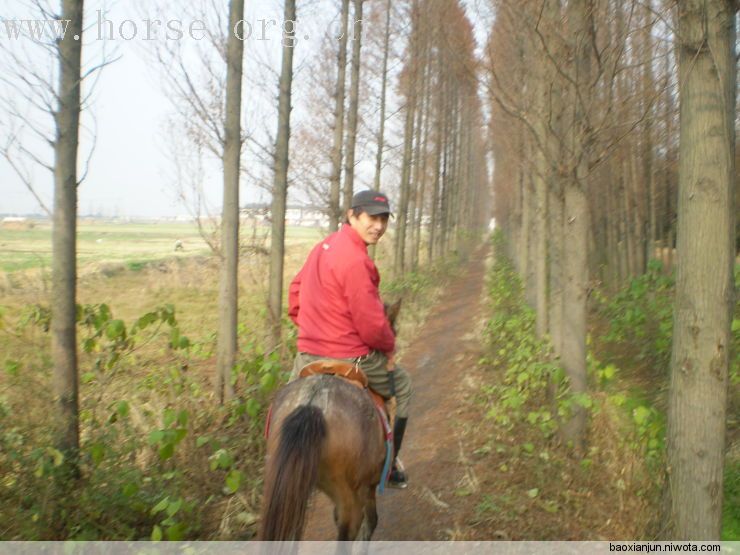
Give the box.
[357,487,377,541]
[335,490,365,541]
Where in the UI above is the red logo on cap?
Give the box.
[374,196,386,202]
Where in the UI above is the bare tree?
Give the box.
[341,0,365,213]
[666,0,736,539]
[51,0,85,478]
[0,1,116,479]
[216,0,245,404]
[267,0,297,349]
[372,0,392,193]
[0,2,113,216]
[557,0,594,450]
[393,0,419,276]
[142,1,237,256]
[329,0,350,230]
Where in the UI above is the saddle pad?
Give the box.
[299,360,369,389]
[299,359,393,424]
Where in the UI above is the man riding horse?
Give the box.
[288,189,412,489]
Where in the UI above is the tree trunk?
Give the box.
[526,0,549,324]
[373,0,392,193]
[412,72,433,270]
[519,150,531,299]
[428,65,444,265]
[443,99,460,255]
[438,93,453,257]
[548,185,564,357]
[620,171,631,280]
[216,0,244,404]
[341,0,364,214]
[666,0,735,539]
[544,0,564,350]
[605,168,617,289]
[629,144,647,274]
[561,177,589,449]
[641,3,656,266]
[407,41,429,270]
[534,154,548,339]
[663,46,676,273]
[329,0,350,231]
[52,0,84,476]
[560,0,592,451]
[268,0,296,349]
[394,65,417,276]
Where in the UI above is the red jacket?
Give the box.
[288,224,395,358]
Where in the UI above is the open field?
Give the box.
[0,221,336,539]
[0,220,325,274]
[0,218,405,353]
[0,218,439,540]
[0,220,340,347]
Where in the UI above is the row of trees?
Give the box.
[5,0,734,542]
[151,0,492,358]
[295,0,491,277]
[5,0,491,500]
[391,0,490,276]
[486,0,735,540]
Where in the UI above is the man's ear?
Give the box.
[347,209,355,220]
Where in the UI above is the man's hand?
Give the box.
[386,353,396,371]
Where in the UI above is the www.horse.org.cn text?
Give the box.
[2,10,367,47]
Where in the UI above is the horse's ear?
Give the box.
[386,299,402,326]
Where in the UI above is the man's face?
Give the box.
[348,209,389,245]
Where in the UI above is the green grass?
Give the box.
[0,220,330,361]
[0,221,208,272]
[0,219,432,540]
[0,220,324,273]
[722,460,740,540]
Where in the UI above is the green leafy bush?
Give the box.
[0,302,270,540]
[601,260,674,371]
[479,232,570,439]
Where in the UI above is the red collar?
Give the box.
[341,223,368,251]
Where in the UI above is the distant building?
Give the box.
[1,216,32,230]
[285,206,328,228]
[240,204,328,228]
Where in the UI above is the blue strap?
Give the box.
[373,403,393,494]
[378,438,393,494]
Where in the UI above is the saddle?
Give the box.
[299,360,393,423]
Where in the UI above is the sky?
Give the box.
[1,0,493,219]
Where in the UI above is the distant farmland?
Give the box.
[0,220,324,273]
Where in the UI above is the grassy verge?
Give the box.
[470,232,662,538]
[0,222,322,540]
[0,222,456,540]
[473,232,739,539]
[594,262,740,540]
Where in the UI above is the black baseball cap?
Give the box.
[351,190,393,216]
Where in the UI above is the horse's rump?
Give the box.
[260,375,386,540]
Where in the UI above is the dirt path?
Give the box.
[302,246,490,540]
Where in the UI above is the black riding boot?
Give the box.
[389,417,408,489]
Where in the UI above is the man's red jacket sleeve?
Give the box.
[342,257,395,354]
[288,267,302,325]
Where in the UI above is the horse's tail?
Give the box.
[259,404,326,540]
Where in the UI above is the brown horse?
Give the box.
[259,301,400,541]
[258,373,386,541]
